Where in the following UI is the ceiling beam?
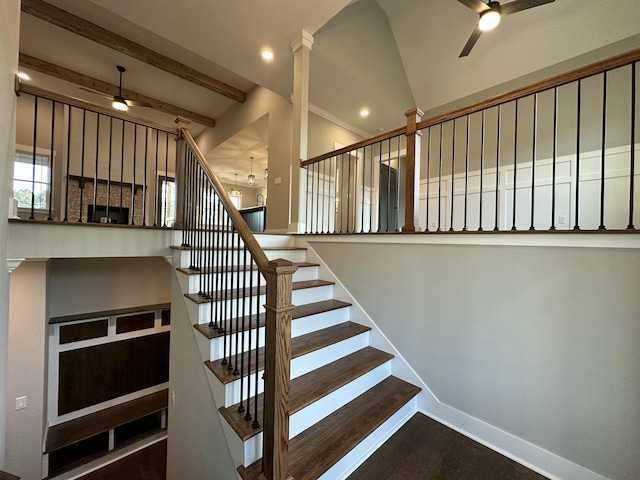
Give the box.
[19,54,216,128]
[21,0,246,103]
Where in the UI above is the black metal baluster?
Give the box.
[244,245,254,421]
[360,147,365,233]
[599,71,608,230]
[425,127,431,232]
[464,116,470,231]
[628,62,637,230]
[368,146,374,232]
[233,227,241,376]
[119,120,125,217]
[530,94,538,231]
[574,81,582,230]
[30,96,38,219]
[238,245,249,414]
[47,100,55,221]
[450,120,456,231]
[321,158,327,233]
[225,216,233,370]
[511,101,519,231]
[307,165,313,233]
[252,269,261,429]
[396,136,401,232]
[164,133,170,227]
[92,114,100,221]
[154,131,160,227]
[106,117,113,223]
[142,128,148,226]
[209,190,219,329]
[550,88,559,230]
[494,105,501,231]
[438,124,444,232]
[347,149,352,233]
[64,106,72,222]
[79,109,86,222]
[131,125,137,225]
[387,139,392,231]
[479,111,486,231]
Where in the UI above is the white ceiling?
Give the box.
[18,0,640,184]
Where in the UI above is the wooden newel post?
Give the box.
[402,107,423,233]
[260,258,298,480]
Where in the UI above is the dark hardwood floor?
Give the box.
[77,440,166,480]
[347,413,549,480]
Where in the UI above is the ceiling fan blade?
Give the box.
[125,99,153,108]
[501,0,555,16]
[457,0,491,14]
[78,86,112,99]
[459,25,483,57]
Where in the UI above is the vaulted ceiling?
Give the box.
[17,0,640,185]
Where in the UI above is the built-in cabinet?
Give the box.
[44,304,170,479]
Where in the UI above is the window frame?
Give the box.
[13,143,55,212]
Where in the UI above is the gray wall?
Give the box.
[310,239,640,480]
[166,271,237,479]
[0,0,20,470]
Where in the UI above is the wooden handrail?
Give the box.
[302,126,406,167]
[16,81,179,134]
[179,128,270,270]
[417,47,640,131]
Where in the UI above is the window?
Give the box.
[158,176,176,227]
[13,149,51,209]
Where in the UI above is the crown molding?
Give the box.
[308,103,373,139]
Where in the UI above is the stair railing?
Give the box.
[303,47,640,234]
[178,127,297,480]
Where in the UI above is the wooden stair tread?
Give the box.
[177,262,319,276]
[45,389,168,452]
[205,322,371,384]
[194,299,351,340]
[185,279,334,305]
[220,347,394,441]
[238,376,421,480]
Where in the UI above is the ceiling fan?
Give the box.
[457,0,555,57]
[79,65,151,112]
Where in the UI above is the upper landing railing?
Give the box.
[13,81,177,228]
[302,48,640,235]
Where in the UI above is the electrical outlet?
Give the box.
[558,215,567,225]
[274,177,282,185]
[15,396,27,410]
[171,391,176,407]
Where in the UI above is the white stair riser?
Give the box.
[181,266,319,295]
[290,332,370,380]
[176,248,307,270]
[192,286,334,325]
[221,332,370,407]
[319,397,418,480]
[289,362,392,438]
[224,371,265,408]
[206,306,351,362]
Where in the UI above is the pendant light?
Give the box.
[247,156,255,185]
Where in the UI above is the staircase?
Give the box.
[172,233,421,479]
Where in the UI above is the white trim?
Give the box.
[6,258,25,274]
[308,103,373,139]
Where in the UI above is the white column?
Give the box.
[289,31,313,233]
[0,0,21,470]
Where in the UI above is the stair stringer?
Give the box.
[173,249,249,477]
[294,238,438,413]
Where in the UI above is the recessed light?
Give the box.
[17,72,30,81]
[360,108,370,118]
[261,49,274,61]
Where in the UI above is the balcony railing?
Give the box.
[13,82,177,228]
[303,48,640,235]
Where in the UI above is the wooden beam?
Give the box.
[16,80,179,134]
[21,0,246,103]
[19,54,215,128]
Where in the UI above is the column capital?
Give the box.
[7,258,25,274]
[291,30,314,53]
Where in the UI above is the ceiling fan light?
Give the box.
[479,8,501,31]
[112,96,128,112]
